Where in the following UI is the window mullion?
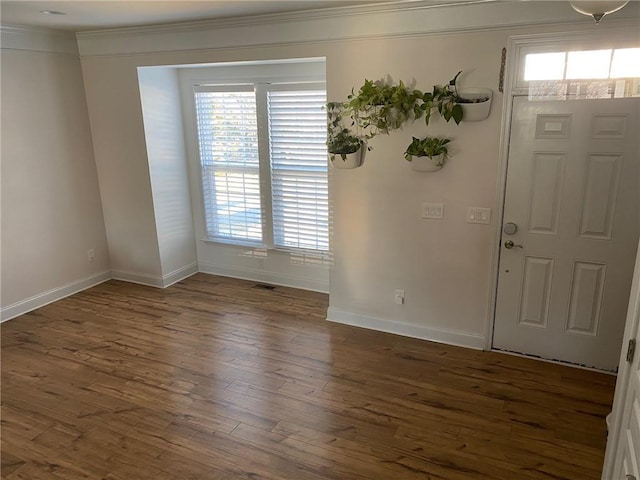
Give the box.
[255,83,274,249]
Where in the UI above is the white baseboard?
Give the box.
[198,261,329,293]
[1,263,199,323]
[111,262,198,288]
[327,307,486,350]
[162,262,198,287]
[1,271,111,323]
[111,269,164,288]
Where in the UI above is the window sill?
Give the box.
[200,238,330,257]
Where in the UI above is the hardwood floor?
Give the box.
[1,274,615,479]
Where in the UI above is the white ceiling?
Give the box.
[0,0,403,32]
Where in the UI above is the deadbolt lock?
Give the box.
[503,222,518,235]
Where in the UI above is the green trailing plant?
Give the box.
[325,72,464,163]
[428,71,464,124]
[404,136,451,165]
[326,101,367,161]
[328,129,363,159]
[346,79,425,136]
[345,73,464,136]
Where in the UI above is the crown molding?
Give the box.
[76,0,492,38]
[75,0,640,58]
[1,24,79,55]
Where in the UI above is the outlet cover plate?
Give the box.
[394,289,405,305]
[422,202,444,219]
[467,207,491,224]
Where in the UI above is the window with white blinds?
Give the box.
[193,83,328,252]
[268,88,328,251]
[194,88,263,243]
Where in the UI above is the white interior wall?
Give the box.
[80,56,164,285]
[325,32,504,346]
[0,27,110,320]
[138,67,197,286]
[75,2,639,348]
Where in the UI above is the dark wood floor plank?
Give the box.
[1,274,614,479]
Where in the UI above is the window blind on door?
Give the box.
[194,89,263,243]
[267,88,329,251]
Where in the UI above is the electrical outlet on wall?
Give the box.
[467,207,491,224]
[394,289,405,305]
[87,249,95,262]
[422,203,444,219]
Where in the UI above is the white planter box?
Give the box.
[330,144,366,169]
[458,88,492,122]
[407,154,445,172]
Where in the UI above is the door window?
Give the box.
[521,47,640,100]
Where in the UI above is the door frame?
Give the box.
[602,238,640,477]
[484,22,640,352]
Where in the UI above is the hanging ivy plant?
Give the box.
[429,71,464,125]
[404,136,451,163]
[346,79,425,136]
[325,72,465,164]
[326,101,369,161]
[344,72,464,137]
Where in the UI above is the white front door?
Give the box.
[493,96,639,371]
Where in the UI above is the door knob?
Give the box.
[504,240,523,249]
[626,475,636,480]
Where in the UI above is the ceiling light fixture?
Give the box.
[40,10,66,15]
[569,1,629,23]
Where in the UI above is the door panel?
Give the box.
[566,261,605,336]
[494,97,639,371]
[579,153,621,239]
[612,394,640,478]
[611,343,640,479]
[519,256,553,327]
[528,152,565,234]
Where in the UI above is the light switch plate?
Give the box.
[422,202,444,219]
[467,207,491,224]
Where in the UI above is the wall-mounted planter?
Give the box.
[407,154,445,172]
[329,144,366,169]
[458,88,492,122]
